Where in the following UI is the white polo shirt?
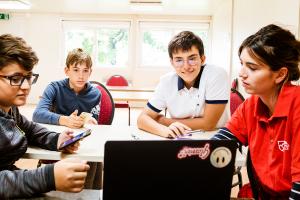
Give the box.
[147,64,230,127]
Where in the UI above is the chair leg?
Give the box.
[237,170,243,189]
[128,106,131,126]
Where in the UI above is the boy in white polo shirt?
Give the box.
[137,31,229,138]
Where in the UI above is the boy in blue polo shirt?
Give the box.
[137,31,229,138]
[33,48,100,128]
[32,48,102,189]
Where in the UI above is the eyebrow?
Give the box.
[174,54,199,59]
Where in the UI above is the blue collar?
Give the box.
[177,65,205,91]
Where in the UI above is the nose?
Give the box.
[20,78,31,89]
[239,65,247,79]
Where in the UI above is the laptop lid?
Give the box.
[103,140,237,200]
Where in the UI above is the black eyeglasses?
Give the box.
[0,73,39,86]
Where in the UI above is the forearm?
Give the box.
[137,113,168,136]
[0,164,55,198]
[33,108,60,125]
[158,116,218,131]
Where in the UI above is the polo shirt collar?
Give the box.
[177,65,205,91]
[254,82,293,121]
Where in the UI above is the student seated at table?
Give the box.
[137,31,229,138]
[32,48,102,189]
[0,34,90,199]
[212,24,300,199]
[32,48,100,128]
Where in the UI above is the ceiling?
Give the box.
[7,0,228,15]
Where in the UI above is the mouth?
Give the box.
[242,81,250,87]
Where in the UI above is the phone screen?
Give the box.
[59,129,91,150]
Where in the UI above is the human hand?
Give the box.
[54,158,90,192]
[57,130,80,153]
[85,117,98,125]
[166,122,191,138]
[80,112,98,125]
[59,110,84,128]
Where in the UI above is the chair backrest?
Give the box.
[230,78,245,116]
[106,75,129,86]
[90,81,115,125]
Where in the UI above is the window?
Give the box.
[62,19,210,69]
[139,21,210,68]
[63,21,130,68]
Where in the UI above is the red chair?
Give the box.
[106,75,131,126]
[90,81,115,125]
[230,78,245,115]
[230,78,245,190]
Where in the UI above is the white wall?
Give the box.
[231,0,299,95]
[0,4,233,104]
[1,0,299,103]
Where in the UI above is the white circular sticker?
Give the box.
[210,147,232,168]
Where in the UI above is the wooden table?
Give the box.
[15,190,254,200]
[106,85,154,92]
[110,91,153,103]
[24,124,246,166]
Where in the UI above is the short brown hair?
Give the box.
[66,48,92,68]
[0,34,38,71]
[168,31,204,59]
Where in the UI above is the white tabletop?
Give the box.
[24,124,246,166]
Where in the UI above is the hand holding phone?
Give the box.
[58,129,92,150]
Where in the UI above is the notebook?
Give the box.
[102,140,237,200]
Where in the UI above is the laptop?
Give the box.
[103,140,237,200]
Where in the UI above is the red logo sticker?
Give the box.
[177,143,210,159]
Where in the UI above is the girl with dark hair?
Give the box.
[213,24,300,199]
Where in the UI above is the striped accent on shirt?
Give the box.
[211,127,242,150]
[290,182,300,200]
[147,102,162,113]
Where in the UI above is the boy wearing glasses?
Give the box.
[137,31,229,138]
[0,34,90,198]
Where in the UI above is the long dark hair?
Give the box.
[239,24,300,82]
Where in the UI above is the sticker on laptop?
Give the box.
[210,147,232,168]
[177,143,210,160]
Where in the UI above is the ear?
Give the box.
[64,66,69,76]
[200,55,206,65]
[275,67,288,84]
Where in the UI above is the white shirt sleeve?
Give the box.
[205,66,230,103]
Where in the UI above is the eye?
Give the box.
[10,75,23,84]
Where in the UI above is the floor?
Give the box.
[17,104,249,197]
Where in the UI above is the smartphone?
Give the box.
[58,129,92,150]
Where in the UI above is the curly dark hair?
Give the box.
[239,24,300,81]
[0,34,38,71]
[168,31,204,59]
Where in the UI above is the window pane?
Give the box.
[139,22,210,68]
[65,30,94,57]
[97,28,129,67]
[142,30,172,67]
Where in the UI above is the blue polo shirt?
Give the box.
[32,78,101,124]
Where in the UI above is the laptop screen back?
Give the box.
[103,140,237,200]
